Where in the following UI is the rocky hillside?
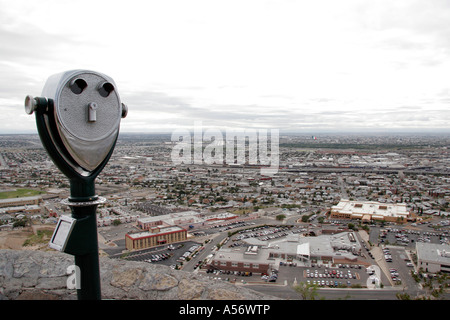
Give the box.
[0,249,277,300]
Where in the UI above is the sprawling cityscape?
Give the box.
[1,132,449,300]
[1,0,450,313]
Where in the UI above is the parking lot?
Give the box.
[110,240,203,270]
[377,245,418,288]
[380,226,449,248]
[276,263,370,288]
[203,262,376,289]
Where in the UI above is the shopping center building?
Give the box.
[207,231,364,274]
[330,199,411,223]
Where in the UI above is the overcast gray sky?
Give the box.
[1,0,450,134]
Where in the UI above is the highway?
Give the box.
[246,284,403,300]
[285,166,450,176]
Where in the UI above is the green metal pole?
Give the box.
[71,203,101,300]
[32,101,113,300]
[64,178,102,300]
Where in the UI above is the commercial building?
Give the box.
[208,231,364,274]
[136,210,238,230]
[268,232,362,265]
[97,214,140,227]
[137,211,204,230]
[209,245,271,274]
[125,226,187,250]
[416,242,450,273]
[97,207,140,227]
[330,199,410,223]
[0,204,40,215]
[0,196,42,208]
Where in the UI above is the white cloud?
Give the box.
[0,0,449,133]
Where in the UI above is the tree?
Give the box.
[13,219,27,228]
[276,214,286,221]
[348,223,357,231]
[293,282,319,300]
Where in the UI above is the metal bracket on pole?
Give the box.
[61,197,107,207]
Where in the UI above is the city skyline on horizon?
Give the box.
[4,127,450,135]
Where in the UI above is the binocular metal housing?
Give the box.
[25,70,127,179]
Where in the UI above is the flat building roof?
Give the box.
[416,242,450,264]
[126,226,185,240]
[332,199,409,218]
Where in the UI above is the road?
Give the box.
[285,167,450,176]
[246,284,403,300]
[244,281,450,300]
[337,176,348,199]
[182,233,227,272]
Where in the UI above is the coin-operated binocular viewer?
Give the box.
[25,70,128,300]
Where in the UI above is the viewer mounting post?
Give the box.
[25,70,128,300]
